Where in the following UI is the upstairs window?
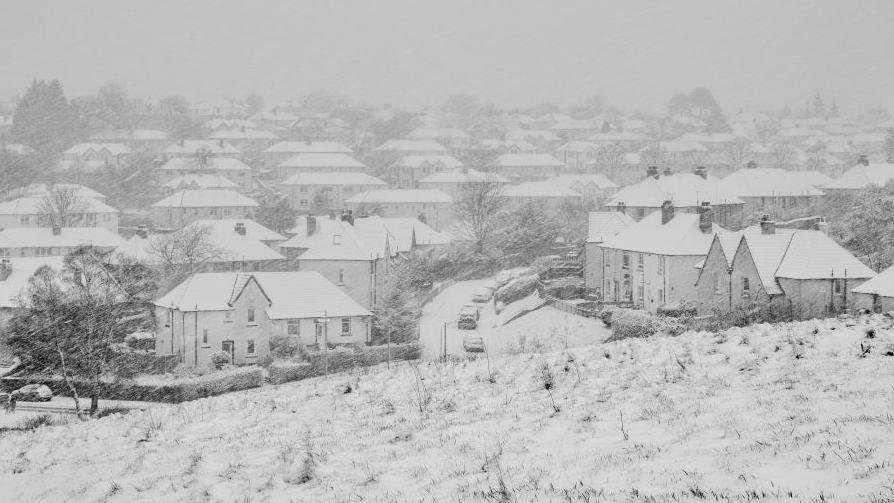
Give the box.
[287,320,299,335]
[622,253,630,269]
[637,254,644,270]
[202,329,208,344]
[247,307,255,323]
[341,318,351,335]
[742,277,750,298]
[247,339,255,354]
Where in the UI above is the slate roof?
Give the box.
[823,163,894,190]
[853,265,894,297]
[151,190,258,208]
[0,256,65,308]
[264,141,352,154]
[599,211,725,256]
[278,153,365,169]
[720,168,824,197]
[607,173,743,208]
[586,212,635,244]
[280,217,388,261]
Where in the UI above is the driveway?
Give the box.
[419,279,496,360]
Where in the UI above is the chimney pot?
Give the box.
[694,166,707,179]
[857,154,870,166]
[306,215,317,236]
[234,222,246,235]
[646,166,659,179]
[52,225,61,236]
[746,160,757,169]
[661,200,674,225]
[698,201,713,233]
[760,214,776,235]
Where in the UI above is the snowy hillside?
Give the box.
[2,313,894,502]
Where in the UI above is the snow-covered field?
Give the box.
[2,314,894,502]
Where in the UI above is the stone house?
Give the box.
[60,143,132,172]
[345,189,453,231]
[279,172,386,212]
[719,164,824,220]
[584,212,635,296]
[0,196,120,232]
[158,157,254,191]
[490,153,566,182]
[853,265,894,312]
[0,227,126,258]
[276,153,367,181]
[263,141,353,170]
[150,190,258,229]
[390,155,463,189]
[417,169,508,199]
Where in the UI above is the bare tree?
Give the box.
[724,137,751,168]
[453,175,506,252]
[147,223,222,277]
[595,144,626,180]
[38,187,88,228]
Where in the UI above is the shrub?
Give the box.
[109,351,178,378]
[494,275,540,304]
[209,351,231,370]
[267,342,422,385]
[268,361,313,385]
[657,301,697,318]
[271,336,302,359]
[608,309,687,342]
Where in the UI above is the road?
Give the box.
[419,279,496,360]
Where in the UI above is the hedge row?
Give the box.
[268,342,421,385]
[109,352,179,378]
[607,308,687,342]
[2,367,264,403]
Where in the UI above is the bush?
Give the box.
[268,361,313,385]
[607,309,687,342]
[270,336,302,359]
[657,301,698,318]
[209,351,231,370]
[495,275,540,304]
[268,342,422,385]
[109,351,178,378]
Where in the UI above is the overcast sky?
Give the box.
[2,0,892,114]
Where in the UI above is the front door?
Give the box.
[221,340,235,363]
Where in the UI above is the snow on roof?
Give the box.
[280,172,386,186]
[586,212,635,243]
[555,141,599,153]
[677,133,739,143]
[120,223,283,265]
[607,173,743,208]
[492,153,564,167]
[248,110,298,122]
[823,163,894,190]
[392,155,463,169]
[797,171,835,188]
[64,142,131,156]
[773,230,875,280]
[548,174,618,190]
[653,140,708,153]
[0,196,118,215]
[587,131,647,142]
[719,168,824,198]
[0,227,127,249]
[264,141,352,154]
[736,230,797,294]
[151,190,258,208]
[255,272,371,319]
[163,140,240,155]
[90,129,168,141]
[0,256,65,308]
[208,128,279,140]
[190,219,285,242]
[599,211,725,256]
[278,153,366,169]
[374,139,448,153]
[407,128,470,140]
[162,174,241,190]
[345,189,452,205]
[18,183,107,200]
[205,119,257,130]
[159,157,251,172]
[280,217,388,261]
[478,139,537,152]
[505,130,561,142]
[853,264,894,297]
[419,168,508,184]
[351,215,449,254]
[502,182,581,198]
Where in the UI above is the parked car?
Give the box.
[472,287,495,303]
[462,334,485,352]
[458,305,480,330]
[13,384,53,402]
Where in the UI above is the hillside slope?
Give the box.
[2,313,894,502]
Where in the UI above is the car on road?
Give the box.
[462,334,485,352]
[13,384,53,402]
[458,304,480,330]
[471,287,495,303]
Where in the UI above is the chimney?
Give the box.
[0,259,11,281]
[646,166,659,179]
[661,200,674,225]
[234,222,246,235]
[178,139,185,147]
[745,160,757,169]
[857,154,870,166]
[759,214,776,235]
[52,225,61,236]
[306,215,317,236]
[340,209,354,226]
[698,201,713,234]
[240,125,246,133]
[694,166,707,179]
[816,216,829,234]
[218,139,225,148]
[136,224,148,239]
[616,201,626,215]
[662,167,673,177]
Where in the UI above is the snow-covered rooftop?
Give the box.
[151,190,259,208]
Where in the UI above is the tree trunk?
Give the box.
[56,345,81,417]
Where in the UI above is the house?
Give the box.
[695,217,875,319]
[345,189,453,231]
[476,139,537,154]
[719,164,824,220]
[263,141,353,169]
[0,256,65,325]
[247,109,299,131]
[555,142,600,171]
[547,174,618,203]
[154,271,372,367]
[120,221,286,273]
[60,143,131,171]
[352,215,450,253]
[642,141,708,169]
[161,174,242,192]
[0,227,126,258]
[279,172,387,212]
[502,182,582,210]
[158,157,253,190]
[417,169,508,199]
[279,215,392,309]
[373,139,449,161]
[150,190,259,228]
[587,131,648,152]
[490,153,566,182]
[598,203,725,313]
[90,129,169,153]
[822,157,894,194]
[208,127,279,153]
[584,212,635,295]
[277,153,367,180]
[0,196,120,232]
[205,119,257,131]
[162,139,241,160]
[390,155,463,188]
[853,265,894,312]
[549,118,602,141]
[407,128,471,155]
[607,167,745,229]
[14,183,108,202]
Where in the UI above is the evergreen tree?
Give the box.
[885,128,894,164]
[813,92,826,118]
[11,79,76,155]
[830,98,840,117]
[255,195,298,233]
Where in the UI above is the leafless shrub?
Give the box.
[410,365,432,415]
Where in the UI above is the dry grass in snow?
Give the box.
[2,314,894,502]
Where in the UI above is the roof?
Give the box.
[477,139,537,152]
[159,157,251,172]
[280,172,386,186]
[352,215,450,253]
[555,141,599,153]
[17,183,107,200]
[163,140,240,155]
[678,133,740,144]
[162,174,240,190]
[600,211,725,256]
[492,153,564,167]
[773,230,875,280]
[586,212,635,243]
[419,168,508,184]
[823,163,894,190]
[345,189,452,205]
[254,272,372,319]
[151,190,259,208]
[264,141,353,154]
[653,141,708,153]
[0,196,118,215]
[505,130,560,142]
[797,171,835,188]
[392,155,463,170]
[0,257,66,308]
[278,153,365,169]
[608,173,743,208]
[853,264,894,297]
[280,217,389,261]
[374,139,448,153]
[548,174,618,190]
[0,227,127,249]
[208,128,279,140]
[189,219,285,242]
[587,131,647,142]
[90,129,168,141]
[719,168,824,197]
[64,142,131,156]
[502,182,581,198]
[407,127,470,140]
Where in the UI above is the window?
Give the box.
[300,199,308,207]
[224,208,232,217]
[622,253,630,269]
[341,318,351,335]
[299,186,308,193]
[315,321,324,341]
[637,208,646,218]
[202,329,208,345]
[637,285,644,302]
[332,234,342,245]
[338,268,345,284]
[211,208,218,216]
[637,254,644,270]
[742,277,750,297]
[247,339,255,354]
[20,216,30,224]
[287,320,299,335]
[225,311,233,322]
[833,279,843,295]
[247,307,255,323]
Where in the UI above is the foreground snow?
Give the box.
[2,315,894,501]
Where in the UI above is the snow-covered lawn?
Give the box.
[2,315,894,501]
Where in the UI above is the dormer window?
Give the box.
[332,234,342,245]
